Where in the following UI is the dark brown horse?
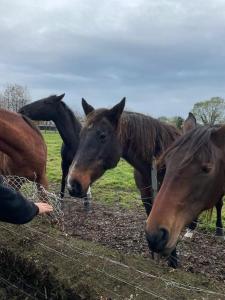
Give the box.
[19,94,82,198]
[0,109,48,189]
[67,98,180,266]
[145,124,225,257]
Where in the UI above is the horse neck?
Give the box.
[52,103,81,150]
[118,112,178,175]
[122,146,152,176]
[119,114,153,174]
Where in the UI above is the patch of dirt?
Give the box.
[63,196,225,283]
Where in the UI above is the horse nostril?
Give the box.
[145,228,169,253]
[67,180,84,198]
[159,228,169,244]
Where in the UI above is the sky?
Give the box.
[1,0,225,117]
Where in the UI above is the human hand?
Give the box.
[35,202,53,214]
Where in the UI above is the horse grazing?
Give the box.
[0,109,47,189]
[145,124,225,258]
[67,98,180,266]
[182,113,223,238]
[19,94,83,198]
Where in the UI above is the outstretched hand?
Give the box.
[35,202,53,214]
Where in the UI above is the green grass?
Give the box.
[43,131,225,229]
[43,132,62,182]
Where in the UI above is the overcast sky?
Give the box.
[1,0,225,117]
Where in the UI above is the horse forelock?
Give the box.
[85,109,108,127]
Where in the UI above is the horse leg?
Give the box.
[167,248,179,268]
[215,197,224,239]
[134,169,152,216]
[36,173,49,202]
[60,176,66,198]
[183,219,198,239]
[60,160,68,198]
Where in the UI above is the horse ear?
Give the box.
[47,94,65,103]
[211,126,225,149]
[106,97,126,126]
[183,112,197,133]
[82,98,95,116]
[57,93,65,101]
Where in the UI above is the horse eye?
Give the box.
[99,132,106,142]
[201,164,211,173]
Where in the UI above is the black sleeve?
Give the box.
[0,183,39,224]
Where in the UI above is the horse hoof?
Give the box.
[215,235,225,241]
[183,229,194,239]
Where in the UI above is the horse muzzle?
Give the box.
[67,178,88,198]
[145,228,171,255]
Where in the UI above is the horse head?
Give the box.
[145,125,225,256]
[67,98,126,197]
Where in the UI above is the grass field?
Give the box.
[43,131,225,230]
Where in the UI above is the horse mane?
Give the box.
[59,101,82,131]
[159,126,219,169]
[118,112,180,161]
[21,115,44,140]
[86,109,180,162]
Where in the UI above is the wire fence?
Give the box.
[0,175,224,300]
[1,175,64,225]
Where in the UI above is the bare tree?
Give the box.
[1,84,31,112]
[192,97,225,125]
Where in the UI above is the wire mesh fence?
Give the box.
[0,175,224,300]
[1,175,64,225]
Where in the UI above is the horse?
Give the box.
[19,94,92,201]
[0,109,48,191]
[66,98,181,266]
[145,124,225,258]
[182,113,223,239]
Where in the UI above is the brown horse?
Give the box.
[182,113,223,238]
[67,98,180,266]
[145,124,225,257]
[0,109,48,189]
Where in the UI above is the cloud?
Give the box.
[1,0,225,117]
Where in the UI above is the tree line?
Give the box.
[159,96,225,128]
